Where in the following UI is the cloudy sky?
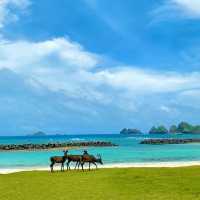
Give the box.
[0,0,200,135]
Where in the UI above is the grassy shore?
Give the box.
[1,167,200,200]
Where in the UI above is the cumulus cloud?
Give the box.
[0,36,200,132]
[0,38,200,97]
[0,0,30,29]
[0,38,98,71]
[1,37,200,103]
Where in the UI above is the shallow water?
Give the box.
[1,133,200,168]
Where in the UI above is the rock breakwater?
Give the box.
[140,138,200,145]
[0,141,118,151]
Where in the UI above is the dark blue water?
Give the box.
[1,134,200,168]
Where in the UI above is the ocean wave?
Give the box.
[126,137,148,140]
[70,138,85,141]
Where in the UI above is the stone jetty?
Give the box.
[140,138,200,145]
[0,141,118,151]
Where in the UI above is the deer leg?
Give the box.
[50,162,54,172]
[92,162,98,170]
[77,162,80,170]
[66,161,71,170]
[81,162,84,171]
[89,162,91,171]
[74,161,78,170]
[78,161,83,170]
[61,162,65,172]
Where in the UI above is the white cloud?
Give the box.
[0,0,30,29]
[152,0,200,22]
[0,36,200,131]
[1,37,200,109]
[160,105,171,113]
[0,38,98,71]
[173,0,200,16]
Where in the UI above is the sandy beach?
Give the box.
[1,161,200,174]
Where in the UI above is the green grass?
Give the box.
[1,167,200,200]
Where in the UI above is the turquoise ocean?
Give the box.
[1,134,200,169]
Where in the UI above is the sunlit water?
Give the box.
[1,134,200,168]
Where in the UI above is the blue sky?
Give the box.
[0,0,200,135]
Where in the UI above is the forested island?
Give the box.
[149,122,200,134]
[169,122,200,133]
[149,126,168,134]
[120,128,142,135]
[121,122,200,135]
[28,131,46,136]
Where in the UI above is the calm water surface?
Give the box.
[1,134,200,168]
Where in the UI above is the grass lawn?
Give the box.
[1,167,200,200]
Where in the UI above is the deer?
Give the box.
[66,150,88,170]
[50,150,68,172]
[78,153,103,171]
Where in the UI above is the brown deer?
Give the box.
[66,151,88,170]
[79,153,103,171]
[50,150,68,172]
[66,154,82,170]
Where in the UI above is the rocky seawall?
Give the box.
[0,141,118,151]
[140,138,200,145]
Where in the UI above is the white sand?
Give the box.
[1,161,200,174]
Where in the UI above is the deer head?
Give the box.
[97,154,103,164]
[63,150,68,156]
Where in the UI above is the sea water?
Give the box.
[1,134,200,168]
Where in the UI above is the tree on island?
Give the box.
[175,122,200,134]
[169,125,178,133]
[149,125,168,134]
[168,122,200,134]
[177,122,193,133]
[120,128,141,135]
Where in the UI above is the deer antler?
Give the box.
[63,150,68,154]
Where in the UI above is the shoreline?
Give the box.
[1,161,200,174]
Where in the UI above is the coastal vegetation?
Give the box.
[120,128,141,135]
[122,122,200,134]
[149,125,168,134]
[122,121,200,134]
[149,122,200,134]
[170,122,200,134]
[1,167,200,200]
[0,141,117,151]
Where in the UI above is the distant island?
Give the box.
[120,128,141,135]
[169,122,200,134]
[29,131,46,136]
[149,122,200,134]
[149,126,168,134]
[121,122,200,134]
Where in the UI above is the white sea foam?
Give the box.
[70,138,85,141]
